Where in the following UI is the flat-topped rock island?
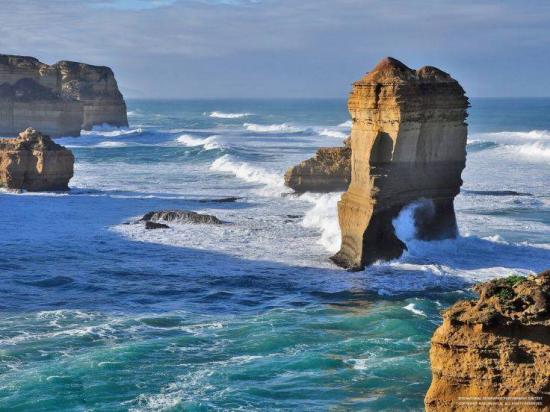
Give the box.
[0,54,127,137]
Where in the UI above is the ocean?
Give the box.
[0,98,549,411]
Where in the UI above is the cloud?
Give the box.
[0,0,548,97]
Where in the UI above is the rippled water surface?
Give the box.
[0,98,549,411]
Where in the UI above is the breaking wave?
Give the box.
[318,129,348,139]
[81,126,143,138]
[94,141,129,148]
[506,142,550,162]
[209,111,252,119]
[210,155,284,189]
[176,134,223,150]
[243,123,302,133]
[300,192,342,253]
[337,120,352,128]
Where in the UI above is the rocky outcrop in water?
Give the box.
[141,210,222,226]
[331,57,468,270]
[425,271,550,411]
[0,54,127,136]
[0,127,74,191]
[284,137,351,192]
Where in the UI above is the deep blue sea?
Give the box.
[0,98,549,411]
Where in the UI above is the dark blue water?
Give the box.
[0,98,548,411]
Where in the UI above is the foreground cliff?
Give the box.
[0,127,74,191]
[0,55,127,136]
[331,57,468,270]
[284,137,351,192]
[426,271,550,411]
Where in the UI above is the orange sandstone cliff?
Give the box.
[425,271,550,411]
[331,57,468,270]
[284,137,351,192]
[0,55,128,137]
[0,127,74,191]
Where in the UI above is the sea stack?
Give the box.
[0,127,74,191]
[284,137,351,192]
[425,271,550,411]
[331,57,468,270]
[0,54,128,136]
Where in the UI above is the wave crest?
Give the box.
[176,134,223,150]
[210,155,283,189]
[244,123,302,133]
[209,111,251,119]
[318,129,347,139]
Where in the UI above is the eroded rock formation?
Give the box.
[0,55,127,136]
[284,137,351,192]
[0,127,74,191]
[331,57,468,270]
[141,210,223,226]
[425,271,550,411]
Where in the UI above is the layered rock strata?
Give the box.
[284,137,351,192]
[425,271,550,411]
[331,57,468,270]
[0,127,74,191]
[0,55,127,136]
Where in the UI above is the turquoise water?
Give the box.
[0,98,549,411]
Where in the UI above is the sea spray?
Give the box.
[176,134,223,150]
[243,123,302,133]
[209,111,252,119]
[300,192,342,253]
[318,129,348,139]
[210,155,284,189]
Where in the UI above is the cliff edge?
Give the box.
[425,271,550,411]
[331,57,468,270]
[0,55,127,136]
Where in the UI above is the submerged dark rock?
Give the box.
[145,221,169,230]
[198,196,241,203]
[463,190,533,197]
[141,210,222,225]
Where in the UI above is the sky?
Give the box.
[0,0,549,98]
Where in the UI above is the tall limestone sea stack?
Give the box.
[425,271,550,411]
[331,57,468,270]
[0,54,127,137]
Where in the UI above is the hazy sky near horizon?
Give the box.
[0,0,549,98]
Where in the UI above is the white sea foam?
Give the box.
[480,129,550,141]
[94,141,129,148]
[508,142,550,162]
[318,129,348,139]
[81,126,143,138]
[244,123,302,133]
[209,111,251,119]
[176,134,223,150]
[403,303,427,317]
[210,155,284,188]
[300,192,342,253]
[337,120,352,128]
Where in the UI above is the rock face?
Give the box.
[0,128,74,191]
[331,57,468,270]
[284,138,351,192]
[0,54,127,137]
[141,210,222,225]
[425,271,550,411]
